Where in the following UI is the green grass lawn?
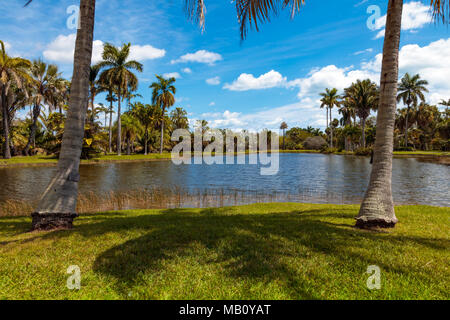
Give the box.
[0,153,173,167]
[0,203,448,300]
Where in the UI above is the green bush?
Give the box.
[354,147,372,156]
[321,147,339,154]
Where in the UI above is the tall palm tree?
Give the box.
[0,40,31,159]
[209,0,447,228]
[397,73,428,147]
[280,121,288,150]
[319,88,340,148]
[97,43,143,156]
[344,79,378,148]
[88,64,101,115]
[27,0,96,230]
[104,90,117,153]
[23,59,62,156]
[150,75,176,154]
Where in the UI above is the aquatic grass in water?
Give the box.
[0,187,364,217]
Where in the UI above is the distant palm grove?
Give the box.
[1,39,448,160]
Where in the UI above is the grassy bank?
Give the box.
[0,203,448,300]
[0,153,173,167]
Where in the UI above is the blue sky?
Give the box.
[1,0,449,131]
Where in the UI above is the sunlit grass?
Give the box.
[0,203,448,300]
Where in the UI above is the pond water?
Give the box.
[0,153,448,206]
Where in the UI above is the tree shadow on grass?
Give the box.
[79,208,448,298]
[3,207,448,298]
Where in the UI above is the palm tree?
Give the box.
[27,0,96,230]
[319,88,340,148]
[170,107,189,130]
[397,73,428,147]
[150,75,176,154]
[338,100,355,151]
[0,40,31,159]
[132,103,158,155]
[104,90,117,153]
[24,59,63,155]
[280,121,288,150]
[97,43,143,156]
[88,64,101,115]
[344,79,378,148]
[218,0,448,228]
[120,112,142,155]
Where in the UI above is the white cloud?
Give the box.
[209,102,216,106]
[224,70,287,91]
[354,48,373,55]
[200,100,324,131]
[373,2,432,39]
[206,76,221,85]
[43,34,165,64]
[182,68,192,74]
[288,65,377,99]
[163,72,181,79]
[363,38,450,105]
[128,44,166,61]
[171,50,222,65]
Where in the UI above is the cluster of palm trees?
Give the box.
[319,74,449,152]
[22,0,449,230]
[0,39,188,159]
[0,41,70,159]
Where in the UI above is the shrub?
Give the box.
[354,147,372,156]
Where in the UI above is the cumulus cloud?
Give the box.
[363,37,450,105]
[182,68,192,74]
[128,44,166,61]
[43,34,165,64]
[373,1,432,39]
[223,70,287,91]
[209,102,216,106]
[206,76,221,85]
[200,100,323,132]
[163,72,181,79]
[171,50,222,65]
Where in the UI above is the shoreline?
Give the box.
[0,150,448,168]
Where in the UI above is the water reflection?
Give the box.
[0,153,448,206]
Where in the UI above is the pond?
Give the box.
[0,153,448,206]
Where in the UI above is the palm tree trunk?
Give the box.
[126,136,131,155]
[144,126,148,155]
[361,118,366,148]
[108,92,113,153]
[117,91,122,156]
[160,120,164,154]
[357,0,402,229]
[160,108,165,154]
[24,104,41,156]
[31,0,96,231]
[330,108,334,148]
[404,104,410,147]
[1,86,11,159]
